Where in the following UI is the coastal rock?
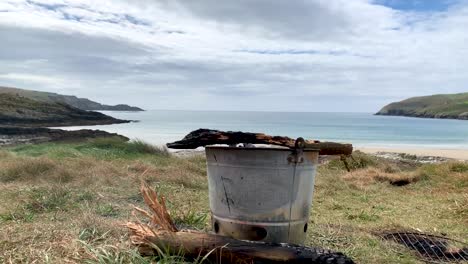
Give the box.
[0,93,130,127]
[0,86,144,111]
[459,112,468,120]
[372,152,451,164]
[376,92,468,120]
[0,126,129,146]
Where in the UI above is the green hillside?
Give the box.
[0,86,143,111]
[0,93,129,127]
[376,92,468,120]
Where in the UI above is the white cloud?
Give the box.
[0,0,467,111]
[0,73,67,89]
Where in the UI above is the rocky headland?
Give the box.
[376,92,468,120]
[0,126,129,146]
[0,86,144,112]
[0,92,132,146]
[0,93,130,127]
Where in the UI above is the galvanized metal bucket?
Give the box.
[206,145,319,244]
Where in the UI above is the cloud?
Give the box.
[0,73,66,88]
[0,0,466,111]
[150,0,387,41]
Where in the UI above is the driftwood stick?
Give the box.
[127,223,354,263]
[126,185,354,264]
[166,129,353,155]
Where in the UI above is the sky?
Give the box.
[0,0,467,112]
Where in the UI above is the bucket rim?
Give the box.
[205,145,320,152]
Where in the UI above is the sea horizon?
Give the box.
[54,110,468,150]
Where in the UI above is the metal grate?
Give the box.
[380,231,468,263]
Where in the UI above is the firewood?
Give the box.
[126,185,355,264]
[166,129,353,155]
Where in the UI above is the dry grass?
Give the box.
[0,139,208,263]
[309,159,468,263]
[0,150,10,158]
[343,168,421,188]
[0,140,467,263]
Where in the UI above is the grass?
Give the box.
[83,138,170,156]
[174,210,209,230]
[1,138,467,263]
[11,137,169,160]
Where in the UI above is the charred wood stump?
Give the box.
[167,129,353,156]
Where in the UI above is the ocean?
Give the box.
[58,110,468,149]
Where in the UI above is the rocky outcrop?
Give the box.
[48,94,144,111]
[0,86,144,111]
[0,93,130,127]
[0,126,129,146]
[0,90,133,146]
[376,93,468,120]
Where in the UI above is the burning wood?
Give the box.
[167,129,353,156]
[126,185,355,263]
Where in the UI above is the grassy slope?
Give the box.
[0,87,53,101]
[0,139,467,263]
[0,93,127,127]
[0,86,143,111]
[376,92,468,120]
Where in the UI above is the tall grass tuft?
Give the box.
[25,187,71,213]
[327,150,378,171]
[343,168,420,188]
[80,242,161,264]
[0,150,10,159]
[174,211,208,230]
[0,157,56,182]
[128,139,170,156]
[450,162,468,173]
[80,240,216,264]
[85,137,170,156]
[0,187,72,223]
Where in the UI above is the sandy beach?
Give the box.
[358,147,468,161]
[171,146,468,161]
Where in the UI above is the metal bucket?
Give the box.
[206,145,319,244]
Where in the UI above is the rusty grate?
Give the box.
[380,231,468,263]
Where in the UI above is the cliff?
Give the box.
[0,86,144,111]
[0,93,130,127]
[376,93,468,120]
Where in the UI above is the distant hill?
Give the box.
[0,93,130,127]
[376,92,468,120]
[0,86,144,111]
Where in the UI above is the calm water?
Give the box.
[59,110,468,149]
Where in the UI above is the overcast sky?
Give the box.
[0,0,467,112]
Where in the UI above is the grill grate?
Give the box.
[380,231,468,263]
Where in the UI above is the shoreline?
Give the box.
[2,125,467,161]
[169,145,468,161]
[358,147,468,161]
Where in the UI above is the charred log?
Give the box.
[167,129,353,156]
[126,185,354,264]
